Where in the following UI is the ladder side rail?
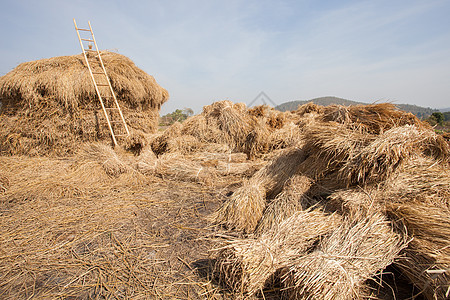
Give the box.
[88,22,130,136]
[74,19,118,146]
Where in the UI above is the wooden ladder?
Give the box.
[73,19,129,146]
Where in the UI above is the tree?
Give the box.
[160,108,194,126]
[431,112,444,126]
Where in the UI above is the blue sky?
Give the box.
[1,0,449,114]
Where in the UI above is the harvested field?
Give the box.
[1,90,449,299]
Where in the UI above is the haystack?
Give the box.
[0,51,168,156]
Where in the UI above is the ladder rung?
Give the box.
[115,134,129,137]
[77,28,91,32]
[92,72,105,75]
[84,49,97,52]
[105,107,118,110]
[96,84,109,86]
[81,38,94,42]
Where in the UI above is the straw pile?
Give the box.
[213,102,450,299]
[150,101,303,160]
[0,52,168,156]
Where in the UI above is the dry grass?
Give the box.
[0,148,235,299]
[0,52,167,111]
[321,103,425,134]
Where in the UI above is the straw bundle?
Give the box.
[215,209,340,298]
[339,125,449,185]
[282,212,408,299]
[202,101,254,152]
[266,122,303,151]
[255,174,314,234]
[244,119,272,159]
[301,121,448,187]
[213,147,307,232]
[77,143,129,177]
[294,102,324,117]
[388,201,450,300]
[180,114,221,144]
[0,52,168,155]
[301,123,371,180]
[247,105,286,130]
[380,158,450,299]
[321,103,425,134]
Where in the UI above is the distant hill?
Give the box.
[440,107,450,112]
[275,96,439,118]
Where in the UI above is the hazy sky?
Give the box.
[1,0,449,114]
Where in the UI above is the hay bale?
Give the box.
[215,209,340,298]
[0,52,168,156]
[213,147,307,232]
[282,212,408,299]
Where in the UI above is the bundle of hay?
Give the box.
[382,158,450,299]
[215,208,340,298]
[0,52,168,156]
[255,174,314,233]
[282,212,408,299]
[213,147,307,232]
[321,103,423,133]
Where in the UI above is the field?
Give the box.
[1,101,449,299]
[0,53,448,299]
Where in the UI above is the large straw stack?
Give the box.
[0,52,168,156]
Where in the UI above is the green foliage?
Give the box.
[159,108,194,126]
[443,111,450,122]
[431,112,444,125]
